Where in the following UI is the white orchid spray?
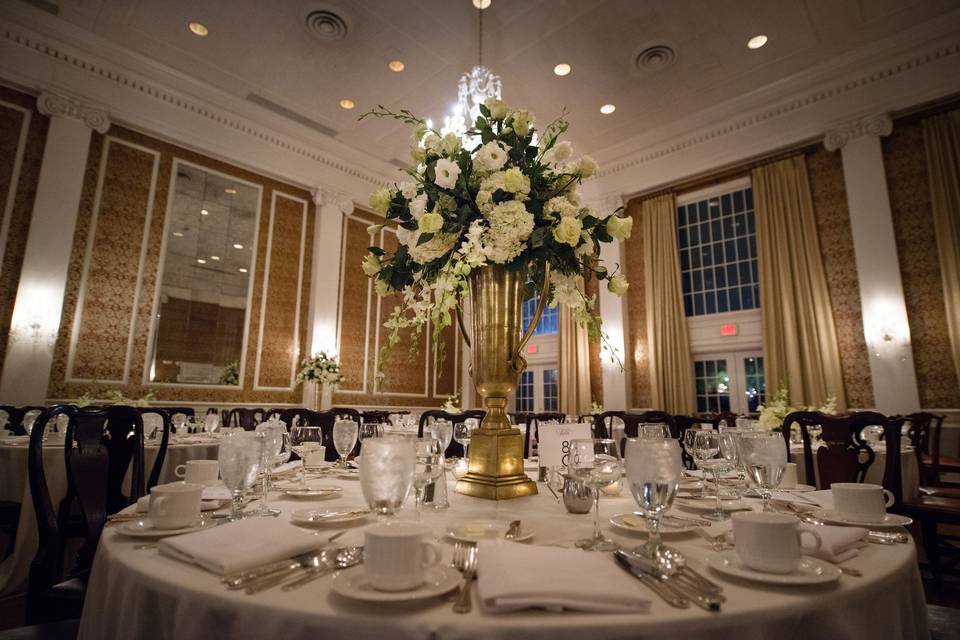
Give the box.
[360,99,632,373]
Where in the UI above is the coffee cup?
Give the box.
[364,522,442,591]
[175,459,220,485]
[149,482,202,529]
[304,446,327,468]
[779,462,798,489]
[732,511,822,574]
[831,482,894,523]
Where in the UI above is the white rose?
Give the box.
[578,155,599,178]
[418,211,444,234]
[361,253,381,276]
[368,187,392,214]
[606,214,633,241]
[484,97,510,120]
[439,132,461,156]
[608,274,629,296]
[408,193,428,220]
[474,141,509,173]
[553,216,582,247]
[512,110,534,136]
[543,140,573,165]
[434,158,461,189]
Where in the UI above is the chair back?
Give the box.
[673,415,712,469]
[278,409,347,461]
[900,412,947,486]
[139,408,171,490]
[226,407,265,430]
[417,410,486,457]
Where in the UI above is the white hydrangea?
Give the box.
[398,229,459,264]
[544,195,578,219]
[480,200,534,264]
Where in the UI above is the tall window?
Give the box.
[514,296,559,413]
[515,370,535,412]
[522,297,559,335]
[678,186,758,317]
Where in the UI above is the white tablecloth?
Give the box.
[789,444,920,499]
[0,436,220,595]
[79,465,927,640]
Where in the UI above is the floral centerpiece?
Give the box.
[590,400,605,415]
[296,351,344,410]
[360,98,632,367]
[757,385,837,430]
[219,360,239,386]
[442,392,462,413]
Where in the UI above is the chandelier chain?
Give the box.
[478,6,483,67]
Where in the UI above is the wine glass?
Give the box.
[639,423,671,439]
[359,422,382,442]
[290,425,324,488]
[412,438,443,521]
[203,413,220,434]
[253,422,284,516]
[625,437,681,558]
[568,438,622,551]
[719,430,745,498]
[428,419,454,456]
[738,431,787,511]
[360,436,415,520]
[453,422,473,461]
[695,431,732,521]
[218,431,263,521]
[333,419,359,468]
[171,413,187,434]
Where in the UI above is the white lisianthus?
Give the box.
[408,193,428,220]
[474,141,509,173]
[512,110,534,136]
[553,216,583,247]
[439,132,461,156]
[484,97,510,120]
[361,253,381,276]
[418,211,444,234]
[578,155,599,178]
[369,188,392,214]
[543,140,573,165]
[434,158,461,189]
[608,274,629,296]
[606,214,633,241]
[399,181,418,199]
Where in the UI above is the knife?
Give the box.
[614,551,689,609]
[616,551,723,611]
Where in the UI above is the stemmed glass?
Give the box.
[203,413,220,434]
[253,422,284,517]
[333,419,359,469]
[412,438,444,521]
[360,436,415,521]
[691,428,719,498]
[453,422,474,462]
[359,422,383,443]
[739,430,787,511]
[428,419,453,455]
[568,438,623,551]
[290,425,323,489]
[639,423,671,439]
[172,413,187,434]
[625,437,682,558]
[695,431,734,521]
[218,431,263,521]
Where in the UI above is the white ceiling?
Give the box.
[38,0,960,170]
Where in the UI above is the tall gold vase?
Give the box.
[454,263,548,500]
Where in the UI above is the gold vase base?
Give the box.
[453,427,538,500]
[455,472,538,500]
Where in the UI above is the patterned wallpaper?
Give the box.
[884,117,960,409]
[0,86,48,383]
[47,125,316,405]
[622,198,653,408]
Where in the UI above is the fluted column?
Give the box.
[0,92,109,404]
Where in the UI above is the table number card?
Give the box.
[538,422,593,470]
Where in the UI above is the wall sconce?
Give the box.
[864,298,910,362]
[9,314,57,348]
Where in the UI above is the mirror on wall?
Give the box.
[147,161,260,385]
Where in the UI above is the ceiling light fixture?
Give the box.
[239,268,248,273]
[472,0,491,8]
[340,98,355,110]
[600,104,616,115]
[441,4,501,144]
[188,22,209,37]
[553,63,571,77]
[388,60,405,72]
[173,231,184,237]
[747,34,768,49]
[197,259,207,264]
[200,209,209,215]
[211,256,220,261]
[224,187,237,194]
[233,243,243,249]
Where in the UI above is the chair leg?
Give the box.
[920,517,943,587]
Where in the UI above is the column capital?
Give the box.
[311,186,354,214]
[584,192,625,216]
[824,113,892,152]
[36,91,110,134]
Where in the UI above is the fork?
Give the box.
[452,543,478,614]
[695,527,731,551]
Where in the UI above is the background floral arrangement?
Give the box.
[360,98,632,368]
[296,351,344,387]
[757,385,837,430]
[442,392,462,413]
[218,360,240,386]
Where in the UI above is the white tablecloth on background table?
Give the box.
[789,444,920,499]
[79,466,927,640]
[0,436,220,595]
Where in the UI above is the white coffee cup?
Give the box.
[831,482,894,523]
[149,482,203,529]
[304,446,327,468]
[364,522,442,591]
[175,459,220,485]
[779,462,798,489]
[732,511,822,574]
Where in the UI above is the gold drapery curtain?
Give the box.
[640,193,695,413]
[922,110,960,385]
[753,156,847,410]
[559,298,591,416]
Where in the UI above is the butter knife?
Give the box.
[614,551,689,609]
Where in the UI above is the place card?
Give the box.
[537,422,592,470]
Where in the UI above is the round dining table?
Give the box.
[78,462,928,640]
[0,433,221,595]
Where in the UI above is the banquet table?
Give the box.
[79,464,928,640]
[789,443,920,499]
[0,434,221,595]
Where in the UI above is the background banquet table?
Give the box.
[788,443,919,499]
[0,434,220,595]
[79,466,927,640]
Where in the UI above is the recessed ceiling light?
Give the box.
[233,243,243,249]
[200,209,209,215]
[197,258,207,264]
[748,34,768,49]
[339,98,355,110]
[553,63,571,77]
[173,231,184,237]
[473,0,491,8]
[388,60,405,72]
[239,268,248,273]
[225,187,237,194]
[600,104,616,115]
[211,255,220,261]
[188,22,209,37]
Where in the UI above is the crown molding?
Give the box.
[36,90,110,133]
[823,113,893,152]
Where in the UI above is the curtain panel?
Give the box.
[559,299,591,416]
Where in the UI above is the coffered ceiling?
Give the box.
[12,0,960,172]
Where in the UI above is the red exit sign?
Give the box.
[720,323,738,337]
[527,344,538,354]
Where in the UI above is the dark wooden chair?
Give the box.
[673,415,712,469]
[901,413,958,493]
[360,410,398,425]
[139,408,171,491]
[226,407,265,431]
[277,409,349,462]
[417,410,486,458]
[26,405,146,624]
[700,411,740,430]
[522,412,565,459]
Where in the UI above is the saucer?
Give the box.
[116,518,210,538]
[706,550,841,585]
[675,497,751,512]
[810,509,913,528]
[446,520,534,543]
[778,484,817,493]
[282,485,343,499]
[331,566,460,602]
[609,513,698,535]
[291,507,370,526]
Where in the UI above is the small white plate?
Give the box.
[609,513,698,535]
[331,566,460,602]
[115,518,210,538]
[706,550,841,585]
[446,520,534,543]
[675,497,751,512]
[291,507,371,526]
[282,485,343,499]
[810,509,913,528]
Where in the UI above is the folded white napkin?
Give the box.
[272,460,303,476]
[800,523,866,563]
[683,469,738,479]
[158,518,321,575]
[202,485,231,501]
[476,541,650,613]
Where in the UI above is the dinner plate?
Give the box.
[290,507,371,526]
[115,518,211,538]
[332,566,460,602]
[675,497,751,512]
[446,520,534,543]
[810,509,913,528]
[706,550,841,585]
[281,485,343,499]
[609,513,699,535]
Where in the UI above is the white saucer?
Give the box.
[810,509,913,528]
[282,485,343,499]
[609,513,698,535]
[446,520,534,543]
[291,507,371,526]
[675,497,751,512]
[331,566,460,602]
[706,550,842,585]
[116,518,210,538]
[779,484,816,493]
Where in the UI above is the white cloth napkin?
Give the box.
[476,541,650,613]
[800,523,867,563]
[158,518,321,575]
[272,460,303,476]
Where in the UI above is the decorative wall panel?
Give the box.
[884,117,960,409]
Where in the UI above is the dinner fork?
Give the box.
[452,543,478,614]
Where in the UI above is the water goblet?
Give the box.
[360,436,415,520]
[218,431,263,521]
[739,430,787,512]
[359,422,383,443]
[290,425,324,488]
[253,422,285,517]
[695,431,734,521]
[428,419,454,455]
[333,419,359,469]
[639,423,671,440]
[453,422,473,462]
[203,413,220,434]
[412,438,443,521]
[568,438,622,551]
[625,438,681,558]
